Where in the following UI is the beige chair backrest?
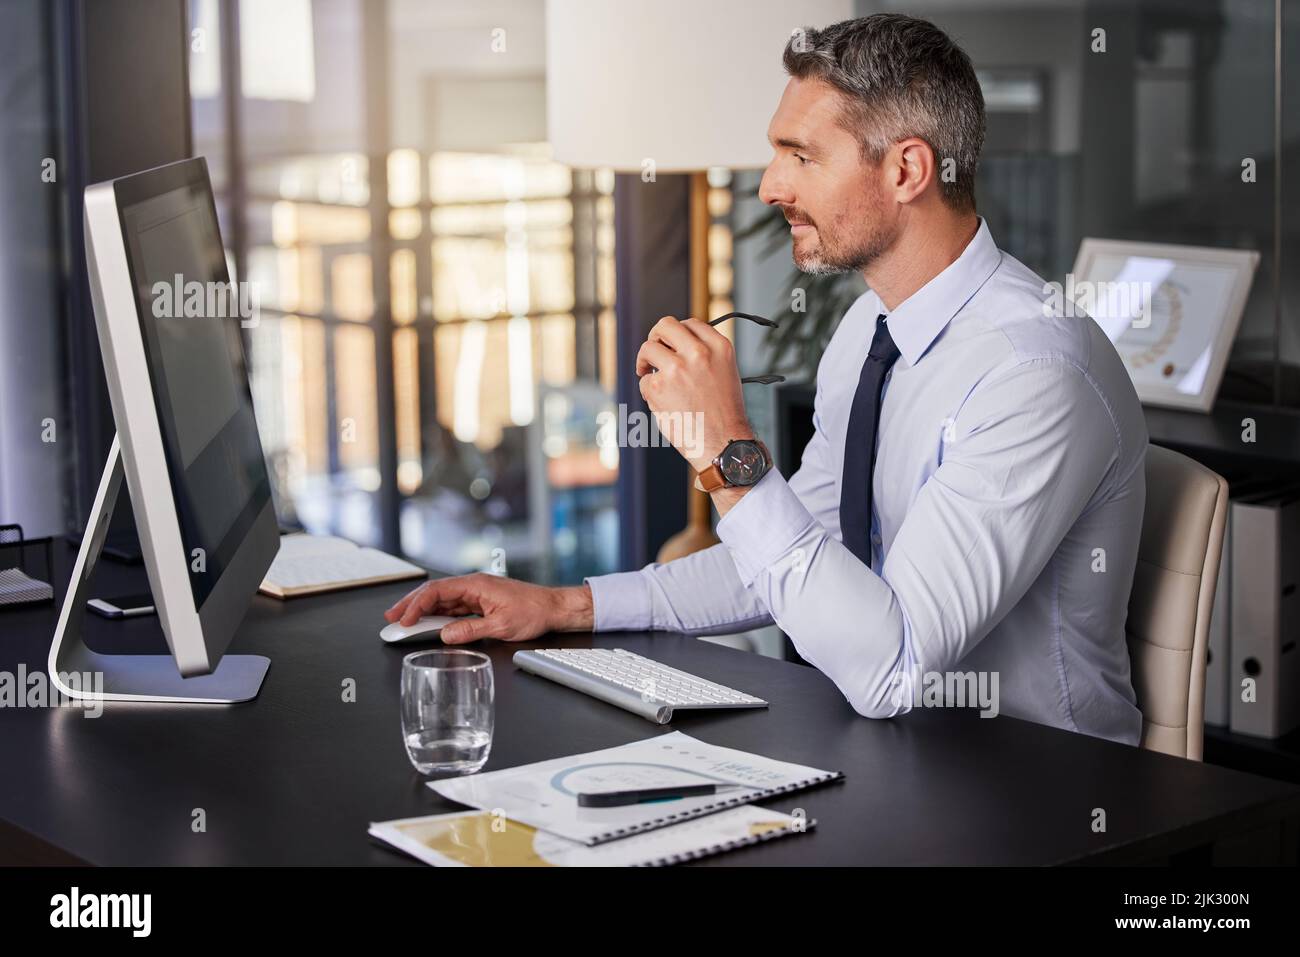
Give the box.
[1126,444,1229,760]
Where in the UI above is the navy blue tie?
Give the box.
[839,314,901,567]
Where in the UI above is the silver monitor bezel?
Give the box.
[82,157,278,677]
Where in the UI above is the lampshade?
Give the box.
[545,0,853,172]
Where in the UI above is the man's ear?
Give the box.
[889,137,936,205]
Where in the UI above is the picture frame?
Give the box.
[1069,238,1260,412]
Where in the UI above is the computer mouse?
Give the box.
[379,615,465,644]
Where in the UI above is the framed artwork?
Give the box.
[1069,239,1259,412]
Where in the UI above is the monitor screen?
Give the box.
[118,174,271,610]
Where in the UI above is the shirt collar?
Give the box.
[881,217,1002,367]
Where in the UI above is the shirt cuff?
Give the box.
[715,470,817,588]
[584,570,654,631]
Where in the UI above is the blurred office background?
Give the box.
[0,0,1296,595]
[187,0,623,585]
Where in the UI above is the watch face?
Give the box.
[719,440,767,487]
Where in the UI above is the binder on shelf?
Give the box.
[1229,484,1300,739]
[1205,477,1279,729]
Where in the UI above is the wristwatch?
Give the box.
[696,438,772,492]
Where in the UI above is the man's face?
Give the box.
[758,77,897,275]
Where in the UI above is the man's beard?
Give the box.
[784,200,896,275]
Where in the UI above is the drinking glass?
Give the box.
[400,649,494,775]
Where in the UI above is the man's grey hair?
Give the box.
[783,14,985,212]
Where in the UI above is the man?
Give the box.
[385,14,1146,745]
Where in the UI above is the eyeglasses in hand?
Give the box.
[708,312,786,385]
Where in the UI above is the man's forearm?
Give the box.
[550,584,595,632]
[585,545,774,636]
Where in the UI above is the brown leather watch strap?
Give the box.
[696,463,727,493]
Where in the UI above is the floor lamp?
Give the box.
[545,0,850,562]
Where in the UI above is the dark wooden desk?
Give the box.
[2,548,1298,866]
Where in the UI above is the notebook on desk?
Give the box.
[259,534,426,599]
[370,804,814,867]
[429,731,842,846]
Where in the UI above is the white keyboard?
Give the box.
[512,648,768,724]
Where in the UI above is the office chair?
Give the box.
[1125,444,1229,760]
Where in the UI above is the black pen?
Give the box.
[576,783,743,808]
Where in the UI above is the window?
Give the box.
[188,0,618,583]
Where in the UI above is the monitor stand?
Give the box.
[48,434,270,704]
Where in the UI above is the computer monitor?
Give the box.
[49,157,277,703]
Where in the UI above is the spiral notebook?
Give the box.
[370,804,814,867]
[428,731,842,846]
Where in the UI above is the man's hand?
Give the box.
[383,574,593,644]
[636,316,751,474]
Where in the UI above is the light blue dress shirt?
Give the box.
[589,219,1146,746]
